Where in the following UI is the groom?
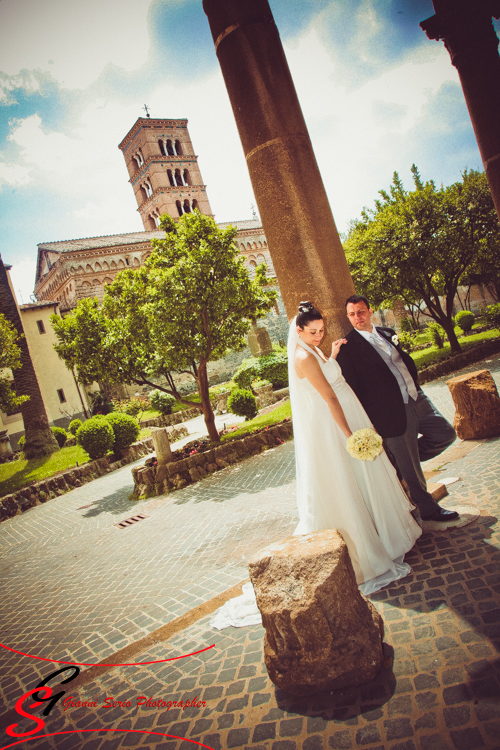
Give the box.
[337,294,458,523]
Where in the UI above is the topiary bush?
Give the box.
[427,322,446,349]
[51,426,68,448]
[18,435,25,448]
[76,416,114,459]
[485,303,500,330]
[399,316,413,333]
[149,389,176,415]
[104,412,140,451]
[258,352,288,387]
[227,388,258,421]
[68,418,83,435]
[233,359,258,390]
[455,310,475,332]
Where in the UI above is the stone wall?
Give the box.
[0,437,155,523]
[418,337,500,384]
[131,420,294,499]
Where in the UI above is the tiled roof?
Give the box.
[37,219,264,255]
[20,301,59,310]
[37,230,164,253]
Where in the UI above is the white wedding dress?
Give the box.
[210,319,422,629]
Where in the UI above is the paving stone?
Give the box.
[2,356,500,750]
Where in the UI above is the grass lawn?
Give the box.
[221,400,292,443]
[0,444,90,498]
[411,328,500,369]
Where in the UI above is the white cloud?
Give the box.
[0,0,151,90]
[0,160,32,188]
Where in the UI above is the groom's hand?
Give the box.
[331,338,347,360]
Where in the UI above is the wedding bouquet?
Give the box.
[346,428,383,461]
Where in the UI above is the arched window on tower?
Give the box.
[166,139,175,156]
[175,169,183,186]
[150,213,161,228]
[192,199,199,211]
[183,199,191,214]
[176,200,183,217]
[136,149,144,167]
[167,169,175,187]
[175,140,183,155]
[183,169,191,186]
[159,140,167,157]
[143,180,153,198]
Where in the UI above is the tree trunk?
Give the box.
[197,361,220,443]
[0,256,59,458]
[441,317,462,353]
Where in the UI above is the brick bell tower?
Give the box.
[118,115,213,230]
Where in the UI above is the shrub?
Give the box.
[104,412,140,451]
[76,417,114,459]
[398,331,418,353]
[113,396,149,417]
[233,359,258,390]
[399,316,413,333]
[258,352,288,388]
[455,310,475,332]
[485,303,500,330]
[68,418,83,435]
[51,426,67,448]
[427,322,446,349]
[227,388,258,420]
[149,389,176,415]
[18,435,25,448]
[233,352,289,391]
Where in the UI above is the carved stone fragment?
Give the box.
[249,529,384,696]
[447,369,500,439]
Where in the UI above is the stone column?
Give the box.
[247,321,273,357]
[421,0,500,221]
[202,0,355,346]
[151,427,173,465]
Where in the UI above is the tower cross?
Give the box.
[143,104,150,118]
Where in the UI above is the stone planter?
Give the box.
[131,420,294,499]
[255,384,276,410]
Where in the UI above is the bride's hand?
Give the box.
[331,338,347,360]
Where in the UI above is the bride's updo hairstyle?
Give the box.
[296,301,323,329]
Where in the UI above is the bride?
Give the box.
[210,302,421,629]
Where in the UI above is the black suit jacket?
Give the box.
[336,326,419,438]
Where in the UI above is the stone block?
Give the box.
[151,427,173,464]
[207,462,218,473]
[249,529,384,695]
[189,466,201,481]
[155,464,168,484]
[166,461,179,477]
[215,458,229,469]
[56,476,68,490]
[447,369,500,439]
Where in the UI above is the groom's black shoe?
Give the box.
[422,507,459,522]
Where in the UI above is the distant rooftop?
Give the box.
[37,220,264,254]
[20,300,59,310]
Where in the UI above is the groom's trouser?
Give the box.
[384,390,456,518]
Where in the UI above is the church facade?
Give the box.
[34,118,277,310]
[33,117,288,391]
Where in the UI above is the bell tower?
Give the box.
[118,117,213,230]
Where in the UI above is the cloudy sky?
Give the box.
[0,0,496,303]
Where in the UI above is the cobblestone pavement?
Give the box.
[1,356,500,750]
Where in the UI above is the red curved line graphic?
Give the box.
[0,729,215,750]
[0,642,215,667]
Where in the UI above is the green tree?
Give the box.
[0,313,29,414]
[52,211,278,442]
[0,256,59,458]
[345,166,498,353]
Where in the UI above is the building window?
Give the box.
[36,320,46,334]
[57,389,66,403]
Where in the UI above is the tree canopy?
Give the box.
[0,313,29,414]
[52,211,278,442]
[344,166,500,352]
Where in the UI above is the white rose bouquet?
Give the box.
[346,428,383,461]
